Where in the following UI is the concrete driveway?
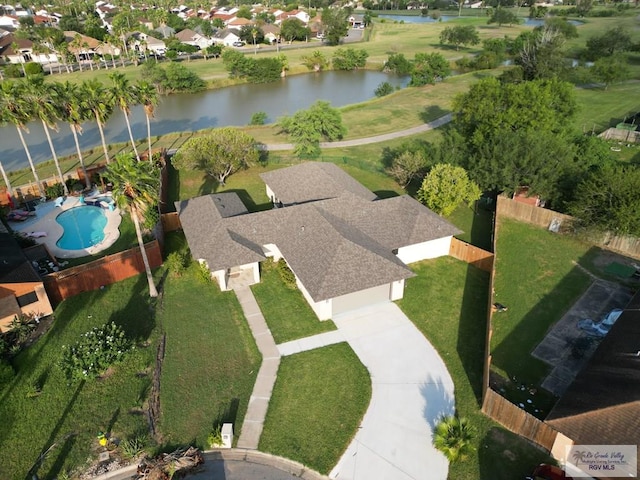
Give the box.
[329,303,455,480]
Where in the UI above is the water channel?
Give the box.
[1,70,408,172]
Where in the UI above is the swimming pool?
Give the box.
[56,206,108,250]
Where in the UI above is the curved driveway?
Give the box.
[279,302,455,480]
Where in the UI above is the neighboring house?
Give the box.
[0,14,20,29]
[212,28,241,46]
[64,31,101,57]
[546,290,640,478]
[0,222,53,331]
[177,162,461,320]
[130,32,166,55]
[227,17,252,29]
[154,24,176,39]
[174,28,213,49]
[349,14,365,28]
[0,32,56,65]
[261,24,281,44]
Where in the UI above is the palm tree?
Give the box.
[136,80,159,160]
[82,79,114,164]
[0,81,44,197]
[105,153,159,297]
[23,76,68,195]
[57,81,92,190]
[432,415,475,463]
[109,72,141,161]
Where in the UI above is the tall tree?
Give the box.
[136,80,160,160]
[418,164,481,216]
[23,76,68,195]
[109,72,141,161]
[57,81,92,189]
[81,79,114,164]
[0,81,43,197]
[321,7,349,46]
[105,153,160,297]
[174,128,258,185]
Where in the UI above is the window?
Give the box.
[16,291,38,307]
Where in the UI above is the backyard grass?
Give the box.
[0,274,159,480]
[259,343,371,475]
[251,260,337,344]
[491,218,593,389]
[157,232,261,448]
[398,257,553,480]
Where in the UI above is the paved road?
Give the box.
[264,113,452,151]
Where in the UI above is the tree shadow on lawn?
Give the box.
[419,105,449,123]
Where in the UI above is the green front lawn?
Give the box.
[259,343,370,475]
[398,257,553,480]
[491,218,593,388]
[251,260,337,344]
[158,233,260,447]
[0,275,159,480]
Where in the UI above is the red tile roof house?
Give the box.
[177,162,461,320]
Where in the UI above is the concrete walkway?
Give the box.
[264,114,453,151]
[234,287,280,450]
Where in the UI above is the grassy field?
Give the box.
[157,232,261,448]
[259,343,371,474]
[398,257,554,480]
[251,260,337,344]
[0,274,159,480]
[491,218,593,391]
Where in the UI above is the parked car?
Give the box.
[526,464,573,480]
[232,41,245,47]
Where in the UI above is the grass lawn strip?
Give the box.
[398,257,553,480]
[157,232,261,448]
[491,218,593,387]
[0,275,158,480]
[258,343,370,475]
[251,260,337,344]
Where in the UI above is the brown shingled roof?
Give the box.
[547,291,640,476]
[260,162,377,205]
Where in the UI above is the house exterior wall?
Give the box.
[0,282,53,331]
[396,236,452,264]
[332,283,391,317]
[211,268,228,290]
[262,243,283,261]
[265,185,277,204]
[390,279,405,301]
[296,275,332,320]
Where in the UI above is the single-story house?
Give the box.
[546,290,640,479]
[349,14,365,28]
[212,28,241,46]
[129,32,166,55]
[177,162,461,320]
[0,222,53,330]
[0,31,57,65]
[174,28,213,49]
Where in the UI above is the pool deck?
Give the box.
[13,194,122,259]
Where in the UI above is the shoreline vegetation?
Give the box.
[2,9,639,186]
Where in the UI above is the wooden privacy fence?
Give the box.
[43,240,162,305]
[161,212,181,233]
[497,196,640,259]
[482,388,559,451]
[449,237,494,272]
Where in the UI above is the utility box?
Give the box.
[221,423,233,449]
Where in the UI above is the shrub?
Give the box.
[249,111,268,126]
[45,183,64,199]
[24,62,44,76]
[196,261,213,284]
[165,251,188,277]
[374,81,394,97]
[120,434,148,459]
[433,415,475,463]
[4,64,23,78]
[60,322,133,381]
[208,425,223,447]
[277,259,296,289]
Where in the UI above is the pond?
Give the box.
[1,70,409,172]
[378,14,583,26]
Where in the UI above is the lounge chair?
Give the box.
[7,212,28,222]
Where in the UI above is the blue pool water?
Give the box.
[56,206,108,250]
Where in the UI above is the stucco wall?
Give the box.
[296,276,332,320]
[397,236,452,264]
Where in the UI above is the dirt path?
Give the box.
[264,113,453,151]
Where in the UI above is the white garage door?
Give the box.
[332,283,391,316]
